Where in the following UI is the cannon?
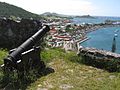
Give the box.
[2,25,50,76]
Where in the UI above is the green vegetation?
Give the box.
[0,49,7,88]
[1,48,120,90]
[80,55,120,72]
[27,48,120,90]
[0,49,8,64]
[0,2,42,19]
[41,48,76,63]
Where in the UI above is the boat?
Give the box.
[114,34,118,37]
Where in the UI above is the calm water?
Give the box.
[80,27,120,53]
[72,17,120,53]
[72,16,120,24]
[72,16,120,53]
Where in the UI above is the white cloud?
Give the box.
[0,0,97,15]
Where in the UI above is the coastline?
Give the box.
[76,24,120,52]
[78,37,90,44]
[77,24,120,43]
[84,24,120,34]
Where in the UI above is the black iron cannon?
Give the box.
[2,25,50,76]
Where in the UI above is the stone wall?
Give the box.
[77,46,120,72]
[0,18,42,49]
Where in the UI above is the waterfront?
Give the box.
[80,27,120,53]
[45,15,120,51]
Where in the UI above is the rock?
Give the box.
[37,88,48,90]
[97,78,103,81]
[109,75,116,79]
[59,84,74,90]
[38,84,42,87]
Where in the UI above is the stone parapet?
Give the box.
[77,46,120,72]
[78,47,120,59]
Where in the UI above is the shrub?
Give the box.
[0,49,8,64]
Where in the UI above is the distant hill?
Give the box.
[0,2,42,19]
[41,12,71,18]
[75,15,96,19]
[41,12,96,19]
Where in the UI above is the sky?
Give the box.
[0,0,120,17]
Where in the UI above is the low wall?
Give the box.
[77,46,120,72]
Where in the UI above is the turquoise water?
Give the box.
[80,27,120,53]
[72,16,120,24]
[72,16,120,53]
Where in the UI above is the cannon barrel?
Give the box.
[4,25,50,64]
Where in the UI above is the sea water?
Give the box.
[72,16,120,53]
[80,27,120,53]
[72,16,120,24]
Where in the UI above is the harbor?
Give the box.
[81,26,120,53]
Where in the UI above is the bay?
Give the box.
[80,27,120,53]
[72,16,120,53]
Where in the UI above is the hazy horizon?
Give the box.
[0,0,120,17]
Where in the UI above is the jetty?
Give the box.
[78,37,90,44]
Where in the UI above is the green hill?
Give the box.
[0,2,42,19]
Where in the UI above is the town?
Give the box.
[0,15,120,52]
[42,16,120,51]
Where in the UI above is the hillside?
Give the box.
[0,48,120,89]
[0,2,42,19]
[26,48,120,90]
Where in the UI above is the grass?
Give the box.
[0,48,120,90]
[0,49,8,88]
[0,49,8,65]
[27,48,120,90]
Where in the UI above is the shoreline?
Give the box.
[84,24,120,34]
[78,37,90,44]
[78,24,120,42]
[76,24,120,50]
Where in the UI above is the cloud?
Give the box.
[0,0,97,15]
